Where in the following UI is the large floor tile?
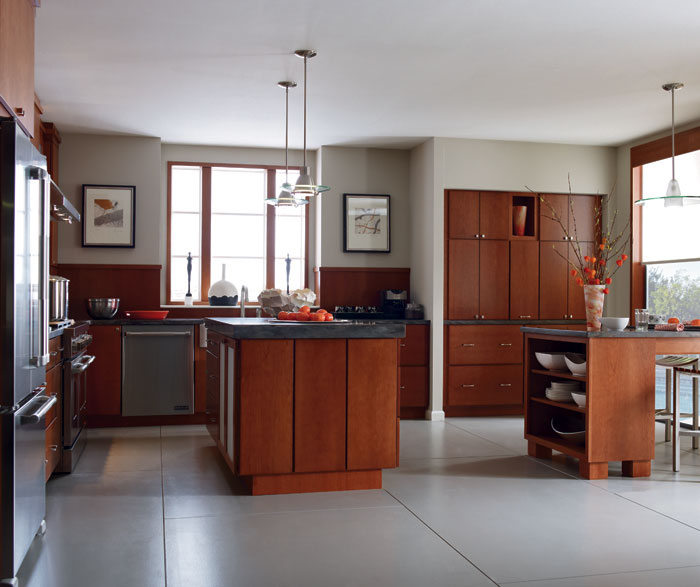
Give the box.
[399,420,514,460]
[17,471,165,587]
[75,427,162,474]
[502,565,700,587]
[447,416,528,456]
[383,455,700,584]
[165,506,496,587]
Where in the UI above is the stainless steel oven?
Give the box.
[57,322,93,472]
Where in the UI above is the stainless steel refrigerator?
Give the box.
[1,120,57,585]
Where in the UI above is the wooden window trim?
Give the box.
[629,124,700,318]
[167,162,308,305]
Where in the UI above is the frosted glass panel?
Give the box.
[275,216,304,258]
[275,169,306,215]
[171,212,201,256]
[171,256,200,300]
[211,214,264,258]
[642,151,700,263]
[171,166,201,212]
[212,168,266,214]
[211,258,264,298]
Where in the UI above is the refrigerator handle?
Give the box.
[19,393,57,425]
[28,166,50,367]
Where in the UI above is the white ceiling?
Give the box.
[35,0,700,150]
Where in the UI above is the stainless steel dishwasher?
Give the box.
[121,325,195,416]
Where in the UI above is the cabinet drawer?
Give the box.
[48,336,63,370]
[447,365,523,406]
[448,325,523,365]
[44,364,61,428]
[399,325,429,366]
[399,366,429,408]
[45,417,61,481]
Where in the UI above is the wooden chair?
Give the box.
[671,364,700,472]
[655,356,698,442]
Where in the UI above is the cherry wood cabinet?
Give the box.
[204,331,222,443]
[86,326,122,417]
[510,240,539,319]
[44,337,63,481]
[448,190,510,240]
[479,240,509,319]
[0,0,36,137]
[447,364,523,406]
[540,241,593,320]
[399,324,431,418]
[540,194,599,243]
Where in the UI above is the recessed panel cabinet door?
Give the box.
[479,240,509,319]
[448,239,479,319]
[570,195,599,242]
[447,190,479,238]
[539,194,569,241]
[510,240,539,320]
[539,242,569,319]
[479,192,510,240]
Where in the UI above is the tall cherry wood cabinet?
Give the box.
[444,189,599,416]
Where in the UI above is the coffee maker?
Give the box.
[380,289,407,318]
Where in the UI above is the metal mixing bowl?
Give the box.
[87,298,120,319]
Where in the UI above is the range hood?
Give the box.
[50,178,80,224]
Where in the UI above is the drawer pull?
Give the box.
[474,234,479,238]
[499,383,512,387]
[49,445,58,452]
[519,315,532,319]
[400,385,406,389]
[461,343,475,347]
[481,234,485,239]
[499,343,512,347]
[15,107,25,117]
[50,351,58,357]
[400,343,406,347]
[461,384,475,388]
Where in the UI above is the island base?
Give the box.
[243,470,383,496]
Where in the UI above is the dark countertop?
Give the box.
[446,319,586,325]
[521,326,700,338]
[205,317,406,339]
[88,318,205,326]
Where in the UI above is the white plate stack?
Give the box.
[545,380,582,403]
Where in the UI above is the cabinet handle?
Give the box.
[499,383,512,387]
[49,445,58,452]
[50,351,58,357]
[519,315,532,319]
[499,343,512,347]
[481,234,485,239]
[569,314,574,319]
[399,343,406,347]
[461,343,475,347]
[563,314,568,319]
[474,234,480,238]
[400,385,406,389]
[481,315,485,319]
[15,107,25,117]
[461,384,475,388]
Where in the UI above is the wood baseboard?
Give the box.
[242,470,383,496]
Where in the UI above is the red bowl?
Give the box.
[124,310,169,320]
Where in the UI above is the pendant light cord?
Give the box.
[671,86,676,181]
[285,85,289,183]
[303,55,307,168]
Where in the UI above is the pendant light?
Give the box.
[635,83,700,207]
[266,81,308,207]
[283,49,329,198]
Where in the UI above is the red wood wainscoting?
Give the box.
[314,267,410,308]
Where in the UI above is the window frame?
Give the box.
[166,161,308,305]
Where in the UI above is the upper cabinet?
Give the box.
[448,190,510,240]
[540,194,599,242]
[0,0,36,138]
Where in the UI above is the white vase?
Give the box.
[208,265,238,306]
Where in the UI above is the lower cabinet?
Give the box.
[398,324,430,418]
[44,336,63,481]
[86,325,122,417]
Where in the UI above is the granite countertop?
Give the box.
[521,326,700,338]
[446,319,585,325]
[205,317,406,339]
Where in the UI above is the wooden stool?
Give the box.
[655,356,698,442]
[672,365,700,472]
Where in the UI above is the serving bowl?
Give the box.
[534,351,568,371]
[600,317,629,331]
[86,298,119,319]
[571,391,587,408]
[564,353,587,376]
[551,414,586,444]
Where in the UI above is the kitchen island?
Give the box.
[204,318,405,495]
[522,326,700,480]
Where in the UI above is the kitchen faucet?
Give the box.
[240,285,249,317]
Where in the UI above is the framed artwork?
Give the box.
[343,193,391,253]
[82,184,136,248]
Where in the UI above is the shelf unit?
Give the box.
[509,192,537,240]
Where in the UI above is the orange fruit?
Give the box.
[296,312,310,321]
[278,311,289,320]
[668,317,680,324]
[310,313,325,321]
[691,319,700,326]
[300,305,311,314]
[325,313,334,321]
[316,308,328,315]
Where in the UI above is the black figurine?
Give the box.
[285,254,292,295]
[185,252,193,303]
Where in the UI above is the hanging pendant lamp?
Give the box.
[283,49,329,198]
[635,83,700,207]
[266,81,308,207]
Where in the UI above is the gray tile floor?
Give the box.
[16,418,700,587]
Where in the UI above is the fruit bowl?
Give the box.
[564,353,587,376]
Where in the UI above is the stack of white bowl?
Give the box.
[545,380,582,403]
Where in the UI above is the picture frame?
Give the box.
[343,193,391,253]
[82,184,136,248]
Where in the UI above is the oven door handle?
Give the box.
[72,354,96,374]
[20,394,57,425]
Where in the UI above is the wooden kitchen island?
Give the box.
[204,318,405,495]
[523,327,700,480]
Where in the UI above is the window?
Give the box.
[167,163,308,303]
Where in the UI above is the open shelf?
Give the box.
[531,396,585,414]
[525,433,586,460]
[530,368,586,383]
[510,193,537,239]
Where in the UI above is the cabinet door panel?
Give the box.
[568,241,593,319]
[510,240,539,319]
[447,239,479,319]
[86,326,122,416]
[479,240,509,319]
[447,190,479,238]
[448,325,523,365]
[295,339,347,473]
[347,339,397,470]
[44,363,61,428]
[399,324,429,366]
[447,365,523,406]
[570,195,598,243]
[539,194,568,241]
[238,340,293,476]
[479,192,510,240]
[539,242,569,320]
[399,366,429,408]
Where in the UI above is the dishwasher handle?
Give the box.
[124,331,192,338]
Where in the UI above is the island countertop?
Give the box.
[205,317,406,339]
[521,326,700,338]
